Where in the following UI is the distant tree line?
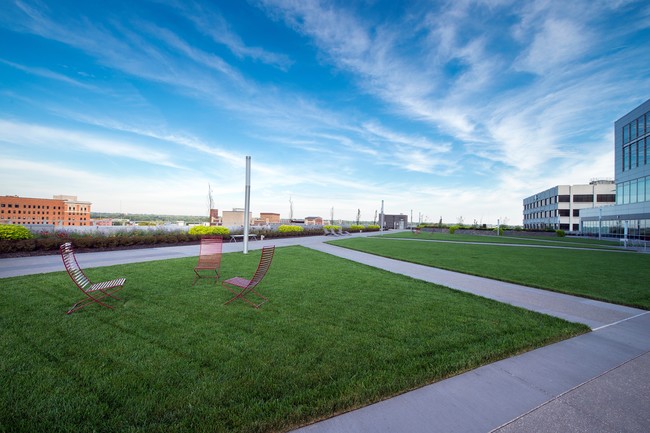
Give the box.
[91,212,209,225]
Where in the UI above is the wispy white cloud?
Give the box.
[170,0,293,70]
[514,17,592,75]
[0,59,98,90]
[0,119,183,169]
[2,0,648,223]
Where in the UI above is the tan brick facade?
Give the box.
[0,195,92,226]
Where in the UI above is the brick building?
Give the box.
[253,212,280,226]
[0,195,92,226]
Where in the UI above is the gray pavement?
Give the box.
[1,231,648,432]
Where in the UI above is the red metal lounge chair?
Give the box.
[222,246,275,308]
[193,236,223,285]
[60,242,126,315]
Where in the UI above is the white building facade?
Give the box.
[523,181,616,232]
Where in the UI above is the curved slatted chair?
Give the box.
[222,246,275,308]
[193,236,223,285]
[60,242,126,315]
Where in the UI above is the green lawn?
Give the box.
[381,231,623,249]
[0,246,587,433]
[330,237,650,309]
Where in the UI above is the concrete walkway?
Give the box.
[1,232,648,432]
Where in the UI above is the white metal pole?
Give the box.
[243,156,251,254]
[380,200,385,231]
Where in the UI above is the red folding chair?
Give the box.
[223,246,275,308]
[193,236,223,285]
[60,242,126,315]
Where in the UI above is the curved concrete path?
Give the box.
[1,232,648,432]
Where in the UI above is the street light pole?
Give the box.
[243,156,251,254]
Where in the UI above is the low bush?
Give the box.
[366,225,380,231]
[449,225,460,234]
[349,224,365,231]
[0,232,203,255]
[188,226,230,236]
[278,225,304,233]
[556,230,566,237]
[0,225,33,240]
[324,225,340,231]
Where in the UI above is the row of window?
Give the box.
[622,137,648,172]
[524,208,585,220]
[0,215,89,221]
[0,210,63,215]
[0,203,63,210]
[616,176,650,205]
[523,222,580,231]
[582,219,650,240]
[1,220,90,226]
[622,110,649,144]
[524,194,615,210]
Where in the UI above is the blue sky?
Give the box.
[1,0,649,225]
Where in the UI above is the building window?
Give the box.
[573,195,594,202]
[623,124,630,144]
[597,194,615,202]
[617,183,624,204]
[623,145,630,171]
[558,195,570,202]
[559,209,570,217]
[631,179,638,204]
[573,209,580,217]
[639,178,646,203]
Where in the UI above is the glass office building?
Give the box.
[580,98,650,240]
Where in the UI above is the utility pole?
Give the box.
[289,196,293,221]
[243,156,251,254]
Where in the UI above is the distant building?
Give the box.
[304,216,323,225]
[222,208,252,226]
[382,214,408,229]
[581,98,650,239]
[259,212,280,224]
[523,181,616,231]
[0,194,92,226]
[209,208,221,225]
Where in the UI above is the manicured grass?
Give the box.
[1,246,586,433]
[381,231,623,249]
[330,238,650,309]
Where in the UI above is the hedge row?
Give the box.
[0,224,382,255]
[0,233,202,254]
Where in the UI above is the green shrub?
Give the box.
[188,226,230,236]
[555,229,566,237]
[0,225,33,240]
[349,224,365,231]
[449,225,460,234]
[324,225,340,231]
[366,224,380,230]
[278,225,304,233]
